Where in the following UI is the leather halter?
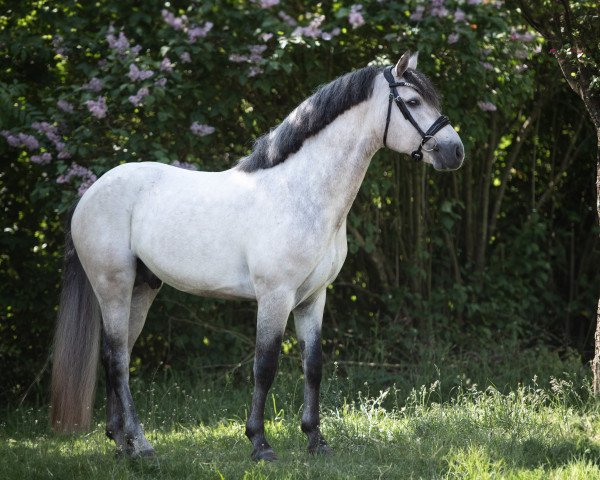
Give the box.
[382,66,450,161]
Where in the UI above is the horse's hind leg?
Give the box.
[96,258,154,457]
[293,289,331,454]
[103,265,162,453]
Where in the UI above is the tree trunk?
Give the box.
[593,134,600,395]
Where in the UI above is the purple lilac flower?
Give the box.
[31,122,70,157]
[249,44,267,62]
[155,78,167,87]
[128,87,150,106]
[481,62,493,70]
[56,163,97,196]
[190,122,215,136]
[57,163,88,183]
[255,0,280,8]
[83,77,103,92]
[78,177,96,196]
[293,15,325,39]
[127,64,154,81]
[477,101,497,112]
[278,11,297,26]
[467,0,482,4]
[18,133,40,151]
[52,35,65,56]
[229,53,249,63]
[454,8,466,22]
[30,152,52,165]
[106,30,129,54]
[410,6,425,21]
[131,44,143,56]
[171,160,198,170]
[1,131,21,147]
[160,57,174,72]
[32,122,61,144]
[260,32,274,42]
[179,52,192,63]
[348,5,365,29]
[521,31,534,42]
[57,99,74,113]
[188,22,213,43]
[248,66,264,77]
[321,28,341,41]
[85,96,107,119]
[448,33,460,44]
[162,10,187,30]
[1,131,40,150]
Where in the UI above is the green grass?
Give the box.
[2,353,600,479]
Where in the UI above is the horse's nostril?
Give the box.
[455,144,464,161]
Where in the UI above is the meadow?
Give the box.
[2,348,600,479]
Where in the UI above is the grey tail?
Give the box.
[50,204,101,432]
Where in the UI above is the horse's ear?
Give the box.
[394,51,411,78]
[408,51,419,70]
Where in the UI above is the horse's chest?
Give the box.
[294,226,348,305]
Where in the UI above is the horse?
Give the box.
[50,51,464,461]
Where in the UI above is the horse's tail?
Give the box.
[50,203,101,432]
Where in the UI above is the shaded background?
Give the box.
[1,0,598,405]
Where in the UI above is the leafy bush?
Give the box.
[1,1,597,403]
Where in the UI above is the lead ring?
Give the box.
[421,135,438,152]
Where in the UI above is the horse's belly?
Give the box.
[138,246,256,300]
[132,216,256,299]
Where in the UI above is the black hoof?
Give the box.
[309,442,333,455]
[251,447,278,462]
[133,448,156,458]
[308,434,332,455]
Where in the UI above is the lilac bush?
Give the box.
[1,0,540,201]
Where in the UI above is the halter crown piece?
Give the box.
[382,66,450,161]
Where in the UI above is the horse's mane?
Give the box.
[236,65,441,172]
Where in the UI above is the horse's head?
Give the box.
[382,51,464,171]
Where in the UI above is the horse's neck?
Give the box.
[285,97,383,229]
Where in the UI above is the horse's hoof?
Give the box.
[251,447,278,462]
[134,448,156,458]
[309,443,333,455]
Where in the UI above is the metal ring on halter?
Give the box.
[420,135,438,152]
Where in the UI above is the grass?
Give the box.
[2,351,600,479]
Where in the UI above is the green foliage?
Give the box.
[0,1,598,404]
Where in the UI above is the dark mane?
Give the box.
[237,65,383,172]
[404,68,441,111]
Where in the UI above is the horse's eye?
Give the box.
[407,99,421,107]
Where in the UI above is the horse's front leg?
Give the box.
[293,289,331,454]
[245,291,292,461]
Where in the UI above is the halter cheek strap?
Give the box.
[382,66,450,161]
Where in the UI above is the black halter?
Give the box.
[382,66,450,161]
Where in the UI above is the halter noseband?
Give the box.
[382,65,450,161]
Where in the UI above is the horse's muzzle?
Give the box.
[431,141,465,171]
